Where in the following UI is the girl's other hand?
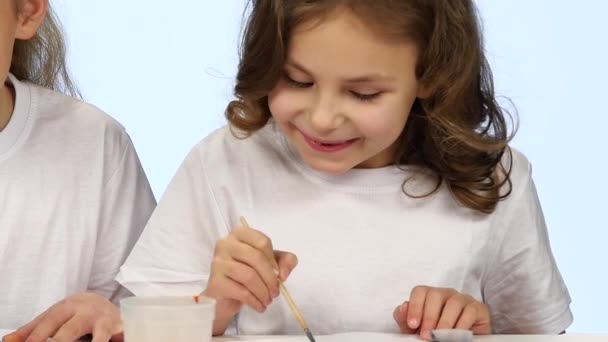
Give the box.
[393,286,491,341]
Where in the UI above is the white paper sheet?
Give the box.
[213,332,418,341]
[213,333,608,342]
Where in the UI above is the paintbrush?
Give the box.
[240,217,316,342]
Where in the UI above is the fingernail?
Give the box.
[273,267,280,276]
[408,318,418,328]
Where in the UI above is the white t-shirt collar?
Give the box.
[0,74,32,156]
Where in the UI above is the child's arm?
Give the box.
[88,132,156,300]
[115,141,297,336]
[482,161,572,334]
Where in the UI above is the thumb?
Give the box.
[274,250,298,281]
[394,302,417,334]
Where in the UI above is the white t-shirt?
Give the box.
[117,123,572,335]
[0,75,156,328]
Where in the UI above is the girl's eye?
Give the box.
[350,91,381,102]
[283,71,381,102]
[285,74,313,88]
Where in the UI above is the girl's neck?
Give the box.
[0,80,15,132]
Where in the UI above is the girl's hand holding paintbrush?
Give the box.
[201,224,298,336]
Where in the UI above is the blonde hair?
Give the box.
[10,0,80,97]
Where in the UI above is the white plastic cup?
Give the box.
[120,296,216,342]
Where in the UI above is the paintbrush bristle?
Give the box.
[305,328,316,342]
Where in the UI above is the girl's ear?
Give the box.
[15,0,47,40]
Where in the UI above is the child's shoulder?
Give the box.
[30,84,126,136]
[16,79,134,163]
[501,146,533,190]
[493,146,538,213]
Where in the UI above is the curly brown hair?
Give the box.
[226,0,516,213]
[10,0,80,97]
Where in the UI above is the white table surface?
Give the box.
[2,330,607,341]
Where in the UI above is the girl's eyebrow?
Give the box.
[285,58,396,84]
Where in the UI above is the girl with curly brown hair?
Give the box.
[7,1,572,341]
[117,0,572,339]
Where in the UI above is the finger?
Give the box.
[471,304,492,335]
[220,259,272,306]
[395,301,412,325]
[213,275,266,313]
[91,319,117,342]
[393,302,407,324]
[436,295,468,329]
[393,302,416,334]
[2,331,22,342]
[455,302,478,330]
[222,238,279,299]
[50,316,88,342]
[22,307,74,342]
[232,226,276,268]
[274,250,298,281]
[5,304,56,341]
[1,333,23,342]
[420,289,449,340]
[406,286,428,330]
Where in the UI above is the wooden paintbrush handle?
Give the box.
[279,282,310,330]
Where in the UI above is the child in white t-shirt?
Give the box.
[119,0,572,339]
[0,0,156,331]
[6,0,572,341]
[118,0,573,339]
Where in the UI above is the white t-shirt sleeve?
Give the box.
[483,163,572,334]
[87,133,156,302]
[116,144,229,297]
